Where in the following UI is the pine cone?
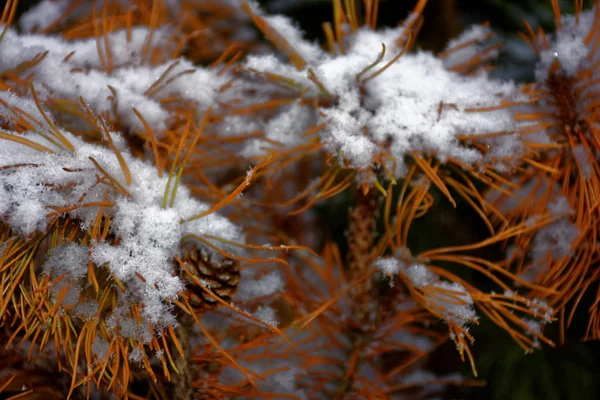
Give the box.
[181,247,241,311]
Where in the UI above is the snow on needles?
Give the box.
[244,11,529,178]
[19,0,69,32]
[0,97,244,338]
[374,256,477,328]
[0,25,227,135]
[535,9,599,81]
[442,24,499,70]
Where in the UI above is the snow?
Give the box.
[243,16,529,178]
[572,144,593,179]
[20,0,69,32]
[43,243,89,280]
[0,118,244,337]
[427,281,477,327]
[262,14,324,63]
[253,305,279,327]
[235,270,284,301]
[530,218,580,264]
[373,257,401,275]
[374,256,476,327]
[442,24,499,70]
[0,26,226,135]
[535,10,597,80]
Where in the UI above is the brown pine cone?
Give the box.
[180,247,241,311]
